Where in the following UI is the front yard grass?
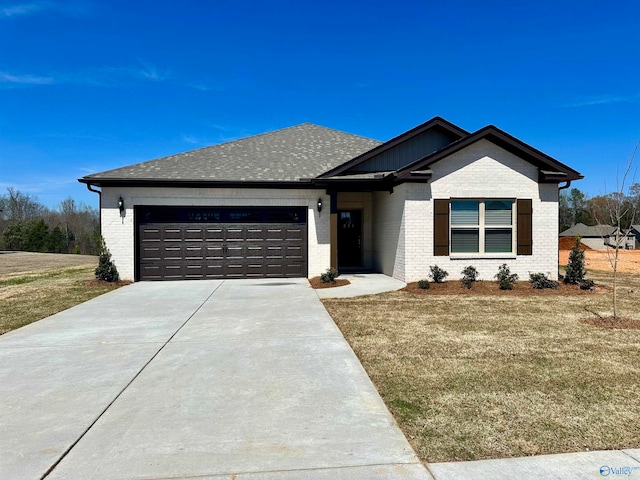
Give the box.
[322,270,640,462]
[0,265,125,335]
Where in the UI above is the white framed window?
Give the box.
[450,199,515,254]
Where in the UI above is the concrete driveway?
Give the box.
[0,279,430,479]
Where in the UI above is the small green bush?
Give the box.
[495,263,518,290]
[580,279,595,291]
[418,279,430,290]
[529,272,559,289]
[429,265,449,283]
[461,266,479,289]
[95,238,119,282]
[565,236,586,285]
[320,267,339,283]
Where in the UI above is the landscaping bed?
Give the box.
[403,280,606,296]
[308,276,350,289]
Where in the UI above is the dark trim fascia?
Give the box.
[78,178,316,189]
[79,176,401,192]
[317,117,468,179]
[396,125,584,182]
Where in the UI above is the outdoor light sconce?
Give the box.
[118,196,125,215]
[317,198,323,214]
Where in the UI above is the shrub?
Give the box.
[580,279,595,291]
[564,236,586,285]
[429,265,449,283]
[95,238,119,282]
[320,267,339,283]
[461,266,478,289]
[417,279,430,290]
[529,272,559,289]
[495,263,518,290]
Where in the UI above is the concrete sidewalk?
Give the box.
[1,279,429,479]
[315,273,406,298]
[428,449,640,479]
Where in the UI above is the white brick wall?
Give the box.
[372,185,408,279]
[374,139,560,282]
[100,187,330,281]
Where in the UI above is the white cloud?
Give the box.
[0,1,92,19]
[0,71,54,85]
[0,2,46,18]
[0,61,171,88]
[565,93,640,108]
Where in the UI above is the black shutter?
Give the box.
[434,199,450,256]
[517,199,532,255]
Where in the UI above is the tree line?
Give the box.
[559,184,640,232]
[0,188,100,255]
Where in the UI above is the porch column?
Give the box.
[329,190,338,269]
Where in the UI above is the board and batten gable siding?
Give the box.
[374,139,559,282]
[100,186,330,281]
[353,128,457,173]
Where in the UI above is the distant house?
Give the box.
[560,223,638,250]
[79,117,583,282]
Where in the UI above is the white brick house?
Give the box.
[80,118,582,282]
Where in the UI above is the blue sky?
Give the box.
[1,0,638,209]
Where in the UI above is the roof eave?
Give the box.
[78,177,315,189]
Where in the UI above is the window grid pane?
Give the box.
[451,201,479,225]
[451,229,479,253]
[485,229,512,253]
[485,200,512,226]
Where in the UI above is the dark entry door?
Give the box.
[338,210,362,268]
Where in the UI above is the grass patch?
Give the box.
[0,266,127,335]
[322,270,640,462]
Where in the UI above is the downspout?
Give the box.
[85,183,102,236]
[558,180,572,191]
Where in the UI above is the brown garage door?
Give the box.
[136,206,307,281]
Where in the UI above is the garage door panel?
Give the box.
[285,245,304,260]
[246,245,265,259]
[225,228,244,241]
[137,208,307,281]
[246,228,265,241]
[285,228,304,241]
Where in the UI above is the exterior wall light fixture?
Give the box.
[118,196,125,215]
[317,198,323,214]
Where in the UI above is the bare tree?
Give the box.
[2,187,46,222]
[592,141,640,320]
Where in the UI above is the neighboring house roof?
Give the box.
[559,223,616,237]
[80,123,382,184]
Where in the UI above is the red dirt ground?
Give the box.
[559,249,640,274]
[558,237,592,250]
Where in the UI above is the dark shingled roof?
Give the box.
[82,123,382,183]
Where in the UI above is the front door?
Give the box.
[338,210,362,268]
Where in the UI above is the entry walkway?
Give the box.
[0,279,429,479]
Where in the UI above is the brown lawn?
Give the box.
[0,252,127,335]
